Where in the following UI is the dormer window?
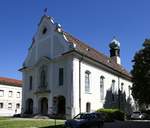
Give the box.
[42,27,47,34]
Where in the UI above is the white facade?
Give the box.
[0,84,22,116]
[72,58,135,117]
[21,15,135,119]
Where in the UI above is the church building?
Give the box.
[20,15,135,119]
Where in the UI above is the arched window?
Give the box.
[40,70,46,86]
[85,71,91,93]
[111,80,115,93]
[111,80,115,101]
[86,102,91,112]
[39,66,47,88]
[128,85,131,97]
[121,83,124,92]
[100,76,105,100]
[120,83,124,102]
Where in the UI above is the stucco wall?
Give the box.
[22,55,73,116]
[72,58,135,116]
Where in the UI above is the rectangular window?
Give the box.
[8,103,12,109]
[0,103,3,109]
[85,71,90,93]
[29,76,32,90]
[0,90,4,97]
[59,68,64,86]
[8,91,13,97]
[16,92,20,98]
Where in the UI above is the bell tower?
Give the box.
[109,37,121,65]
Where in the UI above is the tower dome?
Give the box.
[109,37,121,64]
[109,37,120,50]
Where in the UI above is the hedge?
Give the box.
[96,108,125,122]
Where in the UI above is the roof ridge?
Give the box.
[63,31,131,79]
[64,31,110,59]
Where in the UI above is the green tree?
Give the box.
[131,39,150,106]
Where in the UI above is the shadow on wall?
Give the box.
[103,89,134,114]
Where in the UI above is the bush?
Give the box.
[113,110,125,121]
[141,109,150,115]
[96,109,125,122]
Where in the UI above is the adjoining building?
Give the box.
[0,77,22,116]
[20,15,135,119]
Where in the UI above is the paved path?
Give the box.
[104,120,150,128]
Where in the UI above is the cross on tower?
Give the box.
[44,8,48,15]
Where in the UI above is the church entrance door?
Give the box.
[57,96,66,115]
[40,97,48,115]
[26,98,33,114]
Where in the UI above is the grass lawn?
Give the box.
[0,117,65,128]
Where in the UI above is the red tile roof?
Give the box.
[0,77,22,87]
[63,32,132,80]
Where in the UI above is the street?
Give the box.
[104,120,150,128]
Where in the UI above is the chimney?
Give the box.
[109,37,121,65]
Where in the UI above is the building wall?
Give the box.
[0,84,22,116]
[72,58,135,117]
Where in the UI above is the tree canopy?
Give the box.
[131,39,150,106]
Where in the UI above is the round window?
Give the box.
[42,27,47,34]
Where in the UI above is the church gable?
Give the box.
[36,15,54,41]
[24,15,70,67]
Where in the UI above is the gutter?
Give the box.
[118,76,121,110]
[79,55,84,113]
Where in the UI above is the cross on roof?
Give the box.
[44,8,48,15]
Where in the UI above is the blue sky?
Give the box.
[0,0,149,80]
